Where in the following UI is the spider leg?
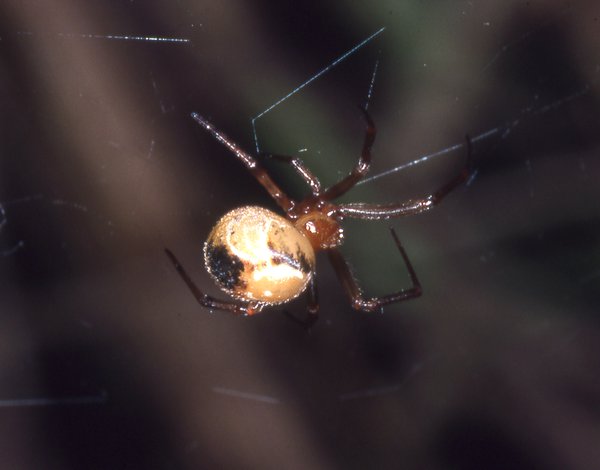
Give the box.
[335,136,474,220]
[327,228,422,312]
[259,152,322,195]
[304,274,320,327]
[307,274,319,314]
[281,275,319,329]
[165,248,263,316]
[191,113,295,212]
[320,107,376,201]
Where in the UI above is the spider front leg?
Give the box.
[165,249,264,316]
[327,228,422,312]
[320,107,376,201]
[335,136,474,220]
[191,113,295,213]
[259,152,322,195]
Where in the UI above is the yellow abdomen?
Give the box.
[204,206,316,305]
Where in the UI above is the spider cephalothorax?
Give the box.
[165,109,472,324]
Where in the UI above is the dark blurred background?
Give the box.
[1,1,599,469]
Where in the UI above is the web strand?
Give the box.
[252,27,385,153]
[358,85,591,186]
[16,31,190,43]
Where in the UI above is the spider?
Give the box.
[165,109,472,324]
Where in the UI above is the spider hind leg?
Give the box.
[165,248,263,316]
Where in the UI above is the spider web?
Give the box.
[1,2,599,469]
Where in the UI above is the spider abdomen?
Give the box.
[204,206,316,305]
